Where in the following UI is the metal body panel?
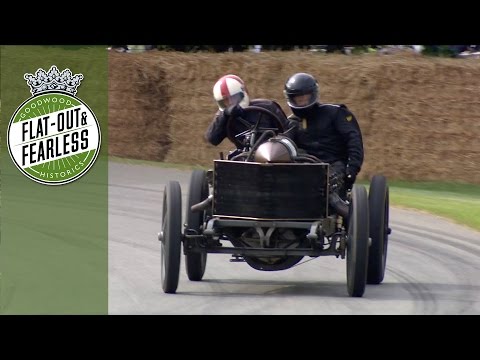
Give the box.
[213,160,329,219]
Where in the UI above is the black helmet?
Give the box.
[284,73,319,109]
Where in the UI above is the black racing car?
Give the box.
[158,106,390,297]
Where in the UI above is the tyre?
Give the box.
[160,181,182,293]
[367,175,389,284]
[346,184,369,297]
[185,170,208,281]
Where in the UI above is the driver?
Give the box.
[205,74,295,148]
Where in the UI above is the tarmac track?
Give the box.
[109,162,480,314]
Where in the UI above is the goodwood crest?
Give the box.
[7,65,101,185]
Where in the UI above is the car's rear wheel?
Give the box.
[160,181,182,294]
[367,175,389,284]
[185,170,208,281]
[346,184,369,297]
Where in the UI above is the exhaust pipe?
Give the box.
[191,195,213,212]
[329,192,349,218]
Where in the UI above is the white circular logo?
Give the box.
[8,90,101,185]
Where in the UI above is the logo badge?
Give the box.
[302,118,307,129]
[7,65,101,185]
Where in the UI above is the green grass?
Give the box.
[1,45,108,314]
[363,180,480,232]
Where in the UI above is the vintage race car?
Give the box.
[158,106,390,297]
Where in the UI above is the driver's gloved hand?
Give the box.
[345,167,358,191]
[224,104,244,118]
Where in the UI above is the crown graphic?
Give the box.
[24,65,84,96]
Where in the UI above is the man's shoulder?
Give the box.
[318,103,347,110]
[318,103,351,115]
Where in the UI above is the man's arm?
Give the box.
[205,111,228,146]
[335,107,364,175]
[282,114,299,139]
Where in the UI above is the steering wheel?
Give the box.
[226,105,286,149]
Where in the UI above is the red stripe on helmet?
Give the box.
[219,74,246,99]
[224,74,244,85]
[220,77,230,99]
[226,74,248,94]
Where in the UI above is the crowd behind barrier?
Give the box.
[107,45,480,58]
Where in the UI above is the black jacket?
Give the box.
[205,99,295,146]
[289,103,364,174]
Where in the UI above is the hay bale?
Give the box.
[109,51,480,183]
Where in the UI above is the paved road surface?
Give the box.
[109,161,480,314]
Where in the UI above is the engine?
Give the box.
[254,136,298,163]
[233,227,309,271]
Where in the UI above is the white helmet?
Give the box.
[213,74,250,111]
